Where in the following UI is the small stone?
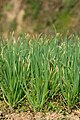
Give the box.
[0,111,3,116]
[5,114,9,118]
[74,110,80,118]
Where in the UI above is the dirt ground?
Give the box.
[0,110,80,120]
[0,100,80,120]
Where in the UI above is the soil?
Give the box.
[0,100,80,120]
[0,110,80,120]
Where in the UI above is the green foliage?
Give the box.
[0,34,26,107]
[0,13,3,20]
[24,0,41,20]
[0,33,80,110]
[56,34,80,107]
[3,3,14,11]
[54,0,78,32]
[21,37,59,111]
[54,10,72,32]
[9,18,17,32]
[64,0,78,8]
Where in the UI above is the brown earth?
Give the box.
[0,100,80,120]
[0,110,80,120]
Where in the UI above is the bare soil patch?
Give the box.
[0,110,80,120]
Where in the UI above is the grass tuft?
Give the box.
[0,33,80,111]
